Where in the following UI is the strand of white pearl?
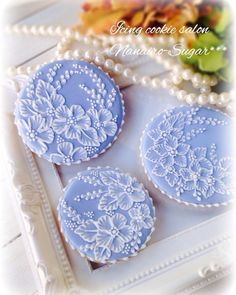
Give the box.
[5,24,233,111]
[55,30,219,91]
[56,34,233,110]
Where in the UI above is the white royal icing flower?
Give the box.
[157,137,190,168]
[34,94,65,124]
[129,204,153,231]
[50,142,87,165]
[99,171,146,211]
[96,214,133,254]
[18,115,54,155]
[147,112,185,145]
[200,166,227,198]
[88,108,117,142]
[53,105,99,146]
[75,213,133,261]
[180,160,213,197]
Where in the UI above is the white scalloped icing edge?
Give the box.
[13,59,125,166]
[139,105,234,208]
[57,166,157,265]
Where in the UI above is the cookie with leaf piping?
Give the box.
[15,60,124,165]
[58,167,156,263]
[140,106,234,207]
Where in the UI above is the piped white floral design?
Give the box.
[18,115,53,155]
[75,213,133,262]
[15,61,123,165]
[50,142,87,165]
[53,105,99,146]
[129,204,154,231]
[60,168,155,263]
[143,107,233,201]
[88,109,117,142]
[99,171,146,211]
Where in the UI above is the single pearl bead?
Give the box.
[74,32,81,40]
[216,100,225,108]
[137,35,144,43]
[193,82,202,89]
[117,35,124,43]
[125,35,132,43]
[64,28,73,37]
[163,59,173,69]
[114,63,123,74]
[132,74,141,84]
[95,55,105,65]
[35,64,41,70]
[177,90,187,101]
[226,102,234,113]
[208,92,218,104]
[186,93,197,105]
[16,66,25,74]
[151,78,160,88]
[161,78,172,89]
[158,36,165,44]
[31,25,38,35]
[104,59,114,70]
[168,36,175,44]
[12,25,20,34]
[141,76,151,86]
[38,25,46,35]
[84,36,92,45]
[182,69,193,80]
[197,94,208,105]
[55,26,63,35]
[73,49,81,59]
[173,64,182,74]
[26,66,32,74]
[64,50,72,59]
[22,25,30,34]
[57,43,66,51]
[47,26,55,36]
[200,85,211,93]
[202,75,211,85]
[192,73,202,85]
[92,39,100,47]
[7,67,16,76]
[55,50,61,57]
[123,68,132,78]
[172,75,183,85]
[209,76,218,86]
[219,92,231,104]
[84,50,95,60]
[169,86,178,96]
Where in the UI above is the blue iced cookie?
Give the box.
[58,167,155,263]
[15,60,124,165]
[140,106,234,207]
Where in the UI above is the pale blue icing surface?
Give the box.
[140,106,234,206]
[58,167,155,263]
[15,60,123,165]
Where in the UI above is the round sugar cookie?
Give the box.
[58,167,156,263]
[140,106,234,207]
[15,60,124,165]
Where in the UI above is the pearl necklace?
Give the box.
[4,24,234,113]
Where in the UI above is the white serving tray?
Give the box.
[1,79,234,295]
[1,1,234,294]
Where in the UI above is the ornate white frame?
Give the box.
[1,79,234,295]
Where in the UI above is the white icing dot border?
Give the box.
[14,60,125,166]
[57,166,157,264]
[139,105,234,208]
